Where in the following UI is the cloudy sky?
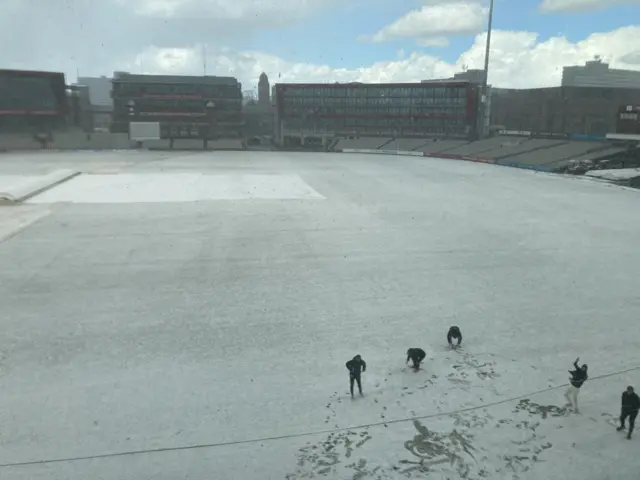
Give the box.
[1,0,639,91]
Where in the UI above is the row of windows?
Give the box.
[0,77,62,111]
[160,124,208,138]
[283,117,468,128]
[113,111,243,122]
[280,86,468,98]
[619,113,638,120]
[115,98,241,108]
[113,101,242,113]
[497,116,611,135]
[284,124,470,136]
[281,97,467,107]
[281,106,467,117]
[115,105,241,116]
[113,83,241,98]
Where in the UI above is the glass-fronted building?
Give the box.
[0,69,69,132]
[617,105,640,135]
[274,81,479,144]
[111,73,244,139]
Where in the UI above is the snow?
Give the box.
[27,173,325,203]
[585,168,640,181]
[0,150,640,479]
[0,205,51,243]
[0,170,79,202]
[0,175,37,190]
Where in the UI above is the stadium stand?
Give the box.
[477,139,566,160]
[377,138,397,149]
[330,131,635,177]
[533,141,606,163]
[568,146,628,163]
[523,142,614,169]
[334,137,392,150]
[388,138,432,151]
[420,140,469,153]
[439,137,516,157]
[145,138,244,150]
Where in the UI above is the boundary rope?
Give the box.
[1,364,638,469]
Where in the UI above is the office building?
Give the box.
[0,69,68,132]
[258,73,270,109]
[110,72,243,139]
[491,86,640,136]
[562,58,640,89]
[274,81,480,146]
[76,76,113,129]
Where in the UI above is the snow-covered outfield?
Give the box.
[286,349,638,479]
[0,150,639,479]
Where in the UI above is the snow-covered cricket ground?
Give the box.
[0,150,639,479]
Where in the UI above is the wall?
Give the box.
[491,86,640,135]
[0,132,131,151]
[562,61,640,89]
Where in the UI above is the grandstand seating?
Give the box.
[330,134,627,174]
[528,141,604,164]
[567,146,627,162]
[334,137,392,150]
[520,142,611,168]
[480,139,566,160]
[439,137,516,157]
[389,138,431,151]
[497,147,568,167]
[420,140,468,153]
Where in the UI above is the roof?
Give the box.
[275,81,472,89]
[112,73,239,86]
[0,68,65,77]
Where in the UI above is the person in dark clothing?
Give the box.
[617,386,639,439]
[406,348,426,370]
[565,357,588,413]
[447,326,462,348]
[345,355,366,397]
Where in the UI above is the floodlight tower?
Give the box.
[480,0,494,139]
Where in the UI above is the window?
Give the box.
[0,75,59,111]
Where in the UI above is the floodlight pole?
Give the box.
[480,0,494,139]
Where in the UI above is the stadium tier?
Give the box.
[274,81,481,147]
[110,73,244,140]
[0,69,69,133]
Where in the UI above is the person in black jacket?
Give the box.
[346,355,366,397]
[565,357,588,413]
[617,386,639,439]
[447,326,462,348]
[406,348,426,371]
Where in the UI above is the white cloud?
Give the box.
[620,51,640,64]
[123,0,336,23]
[539,0,640,13]
[118,27,640,90]
[371,2,488,45]
[0,0,347,77]
[417,37,451,47]
[1,1,639,93]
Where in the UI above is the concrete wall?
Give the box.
[0,132,131,151]
[491,86,640,135]
[0,132,245,151]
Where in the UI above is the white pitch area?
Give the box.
[27,173,325,203]
[0,175,41,192]
[1,150,640,479]
[0,205,51,243]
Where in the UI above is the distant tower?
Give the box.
[258,72,270,109]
